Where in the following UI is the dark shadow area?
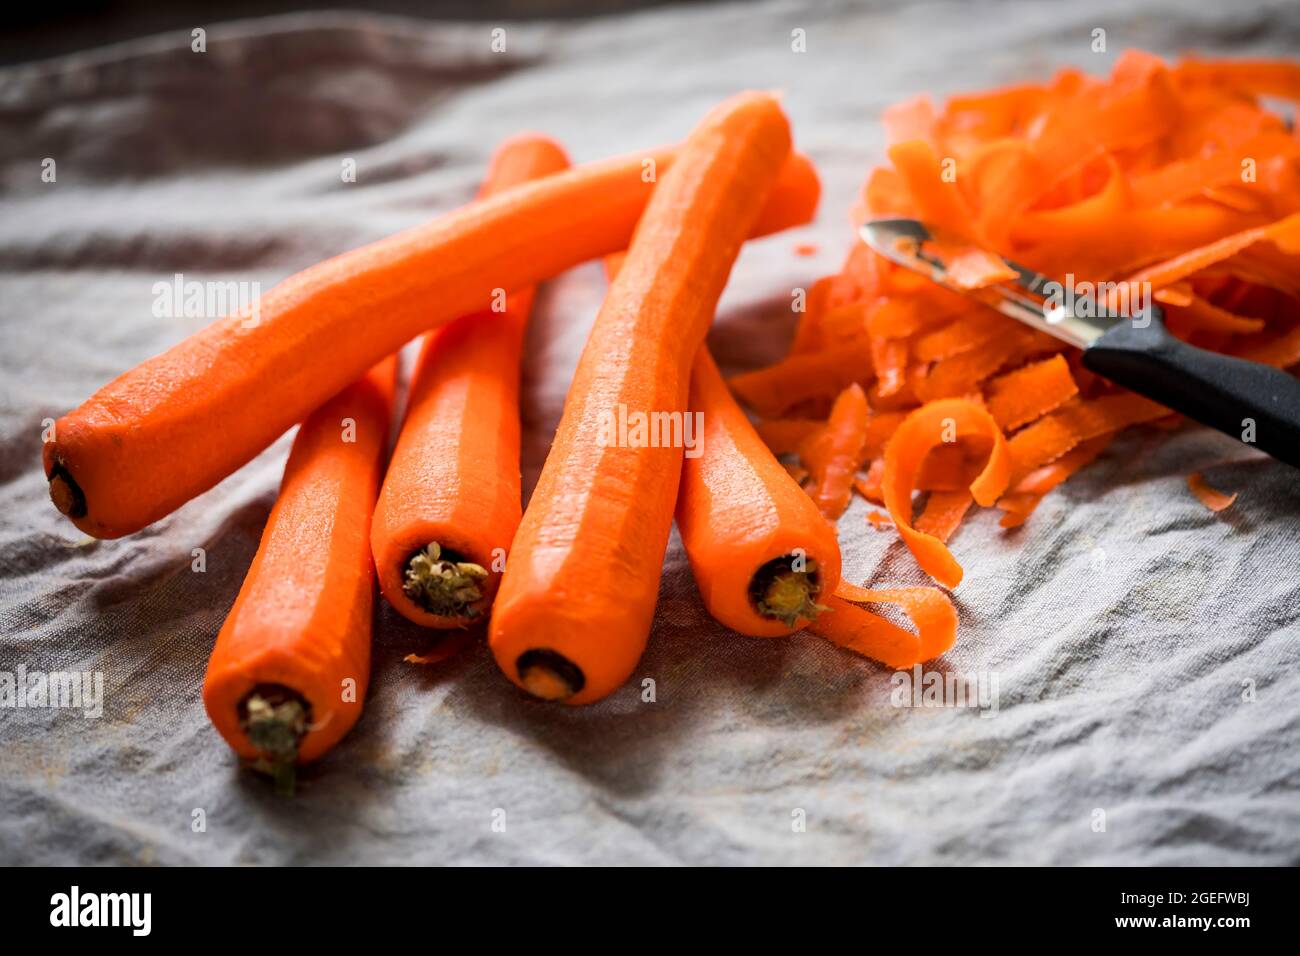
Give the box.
[3,1,701,67]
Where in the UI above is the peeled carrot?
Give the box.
[675,350,842,636]
[370,134,570,630]
[203,358,397,790]
[488,92,793,704]
[603,248,838,642]
[43,144,819,540]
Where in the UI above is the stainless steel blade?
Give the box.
[858,217,1120,350]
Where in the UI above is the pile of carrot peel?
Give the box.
[736,52,1300,613]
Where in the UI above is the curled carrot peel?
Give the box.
[203,358,397,788]
[370,134,570,632]
[882,399,1011,588]
[809,582,957,668]
[1187,472,1238,512]
[914,489,974,543]
[489,92,795,705]
[44,141,818,539]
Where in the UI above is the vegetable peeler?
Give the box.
[860,217,1300,469]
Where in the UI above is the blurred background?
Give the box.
[6,1,696,65]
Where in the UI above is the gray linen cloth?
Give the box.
[1,0,1297,865]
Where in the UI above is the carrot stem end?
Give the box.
[241,688,308,796]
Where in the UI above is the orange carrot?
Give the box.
[1187,472,1238,512]
[675,350,842,635]
[602,254,838,640]
[488,92,793,704]
[370,135,570,631]
[881,399,1011,588]
[202,358,397,790]
[43,143,818,540]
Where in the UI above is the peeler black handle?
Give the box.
[1082,314,1300,469]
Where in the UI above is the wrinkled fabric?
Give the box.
[1,0,1298,866]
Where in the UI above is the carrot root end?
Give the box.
[751,554,828,628]
[240,686,308,796]
[402,542,489,619]
[48,463,87,519]
[516,649,585,701]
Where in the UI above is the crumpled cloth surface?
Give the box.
[1,0,1298,865]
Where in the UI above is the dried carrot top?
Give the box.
[739,51,1300,590]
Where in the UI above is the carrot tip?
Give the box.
[751,554,828,628]
[516,649,585,701]
[240,686,308,796]
[402,543,488,619]
[48,463,87,519]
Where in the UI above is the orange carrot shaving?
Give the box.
[887,139,977,242]
[940,247,1019,290]
[1008,434,1112,498]
[853,458,885,503]
[914,490,974,543]
[1186,472,1238,512]
[882,399,1010,587]
[984,354,1079,431]
[729,342,872,417]
[1120,212,1300,296]
[801,384,869,519]
[810,582,957,668]
[866,510,893,529]
[1007,394,1166,482]
[755,418,823,456]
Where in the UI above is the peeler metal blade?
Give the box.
[858,217,1117,350]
